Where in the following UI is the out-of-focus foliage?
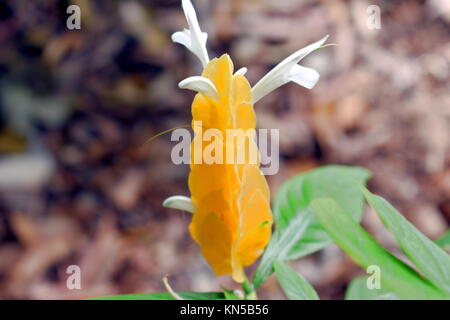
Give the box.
[345,277,398,300]
[253,165,370,288]
[363,188,450,293]
[274,260,319,300]
[311,197,450,299]
[437,231,450,250]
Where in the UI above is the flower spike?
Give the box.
[171,0,210,67]
[251,35,329,103]
[164,0,329,284]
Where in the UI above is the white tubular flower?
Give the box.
[252,35,329,103]
[163,195,195,213]
[171,0,209,67]
[178,76,219,100]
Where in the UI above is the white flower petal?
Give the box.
[171,29,191,48]
[288,65,320,89]
[171,0,209,67]
[172,29,208,50]
[178,76,219,100]
[252,35,329,103]
[235,67,248,76]
[163,195,195,213]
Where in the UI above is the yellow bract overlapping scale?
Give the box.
[188,54,273,282]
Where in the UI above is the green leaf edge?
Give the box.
[362,187,450,294]
[274,260,319,300]
[310,198,449,300]
[253,165,371,288]
[345,276,399,300]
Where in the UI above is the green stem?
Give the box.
[242,274,258,300]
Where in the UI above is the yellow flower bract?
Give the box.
[188,54,273,283]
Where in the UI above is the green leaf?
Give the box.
[253,165,370,288]
[93,291,225,300]
[311,198,449,300]
[274,260,319,300]
[345,276,399,300]
[437,231,450,250]
[363,188,450,294]
[254,207,315,288]
[222,288,243,300]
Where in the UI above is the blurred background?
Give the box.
[0,0,449,299]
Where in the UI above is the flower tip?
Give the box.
[232,268,245,283]
[251,34,329,103]
[163,195,195,213]
[181,0,194,12]
[178,76,219,100]
[235,67,248,76]
[316,35,330,49]
[175,0,209,67]
[181,0,197,24]
[288,64,320,89]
